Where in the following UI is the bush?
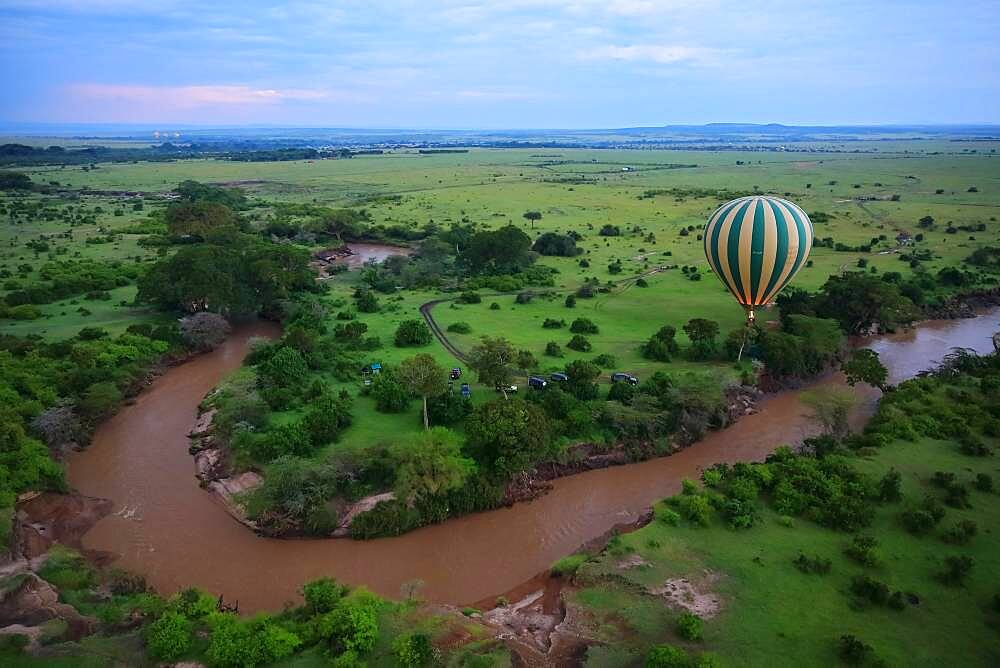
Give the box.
[394,319,432,347]
[570,317,599,334]
[937,555,974,586]
[793,553,832,575]
[206,613,301,666]
[901,496,945,535]
[457,291,481,304]
[592,353,617,368]
[942,519,977,545]
[850,575,890,606]
[303,577,347,615]
[646,644,690,667]
[446,321,472,334]
[515,291,534,304]
[545,341,563,357]
[567,334,592,352]
[564,294,576,308]
[542,318,565,329]
[550,554,588,577]
[145,611,192,661]
[427,392,472,427]
[370,371,411,413]
[838,635,874,665]
[490,302,501,310]
[179,312,231,351]
[393,632,435,667]
[675,612,703,641]
[844,534,880,566]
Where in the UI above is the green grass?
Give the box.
[573,432,1000,667]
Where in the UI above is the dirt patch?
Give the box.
[14,493,114,563]
[615,554,650,570]
[649,571,723,618]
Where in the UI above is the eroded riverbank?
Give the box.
[49,307,1000,612]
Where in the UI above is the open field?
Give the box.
[569,379,1000,667]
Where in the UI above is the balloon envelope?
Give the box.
[703,195,813,309]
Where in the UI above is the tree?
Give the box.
[641,325,680,362]
[257,346,308,392]
[842,348,889,392]
[302,391,353,445]
[683,318,719,360]
[398,354,448,429]
[516,349,538,371]
[522,210,542,229]
[370,371,411,413]
[532,232,579,256]
[565,359,601,400]
[179,312,231,351]
[394,319,432,347]
[462,225,533,274]
[468,336,515,399]
[466,399,551,476]
[165,201,236,238]
[390,428,475,504]
[815,272,918,334]
[144,611,192,661]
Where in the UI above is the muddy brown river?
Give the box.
[67,308,1000,612]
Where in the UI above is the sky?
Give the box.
[1,0,998,128]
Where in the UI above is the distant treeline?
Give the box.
[418,149,469,154]
[0,142,383,167]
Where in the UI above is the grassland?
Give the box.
[565,391,1000,666]
[5,143,999,454]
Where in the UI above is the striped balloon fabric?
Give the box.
[703,195,813,315]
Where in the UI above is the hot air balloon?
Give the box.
[703,195,813,358]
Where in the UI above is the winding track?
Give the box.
[418,266,668,363]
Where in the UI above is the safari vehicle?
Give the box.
[460,383,471,398]
[528,375,547,389]
[450,367,462,380]
[611,372,639,385]
[549,372,568,383]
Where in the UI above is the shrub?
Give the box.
[567,334,592,352]
[446,321,472,334]
[395,319,432,347]
[179,311,231,351]
[646,644,691,668]
[457,291,481,304]
[937,555,974,586]
[145,611,192,661]
[793,553,832,575]
[564,294,577,308]
[974,473,993,492]
[515,291,534,304]
[551,553,588,577]
[545,341,563,357]
[656,506,681,526]
[942,519,977,545]
[608,381,635,404]
[302,577,347,614]
[850,575,890,606]
[845,534,880,566]
[206,614,301,666]
[838,635,874,665]
[393,632,435,667]
[592,353,616,368]
[901,497,946,535]
[542,318,565,329]
[676,612,703,641]
[490,302,501,310]
[570,317,599,334]
[370,371,411,413]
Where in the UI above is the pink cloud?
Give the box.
[70,83,329,107]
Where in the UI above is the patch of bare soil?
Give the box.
[615,554,650,570]
[649,570,723,618]
[14,493,114,563]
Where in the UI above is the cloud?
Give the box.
[69,84,331,107]
[579,44,722,65]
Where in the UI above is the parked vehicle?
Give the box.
[549,372,569,383]
[460,383,471,398]
[450,367,462,380]
[611,372,639,385]
[528,375,548,389]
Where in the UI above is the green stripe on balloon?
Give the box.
[749,198,766,304]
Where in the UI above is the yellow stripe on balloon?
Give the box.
[737,198,755,304]
[759,198,800,305]
[758,199,779,306]
[715,199,745,303]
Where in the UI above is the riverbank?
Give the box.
[13,307,998,614]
